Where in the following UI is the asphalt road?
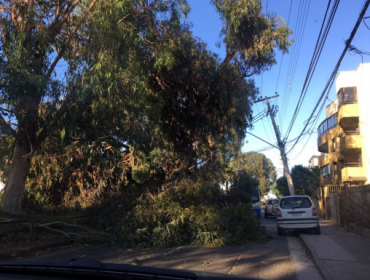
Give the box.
[25,208,297,280]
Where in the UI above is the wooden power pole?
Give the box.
[254,94,295,196]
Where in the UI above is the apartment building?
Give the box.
[317,63,370,188]
[308,155,320,167]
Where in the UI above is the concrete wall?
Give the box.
[339,185,370,230]
[329,193,340,225]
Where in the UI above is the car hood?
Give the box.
[0,258,261,280]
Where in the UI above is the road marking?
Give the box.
[287,236,323,280]
[163,246,183,256]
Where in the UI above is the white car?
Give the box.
[276,195,320,235]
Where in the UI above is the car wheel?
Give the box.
[277,226,283,235]
[314,226,321,235]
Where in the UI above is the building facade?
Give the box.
[318,63,370,188]
[308,155,320,167]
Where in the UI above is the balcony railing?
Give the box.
[342,130,360,136]
[318,114,337,137]
[343,162,362,168]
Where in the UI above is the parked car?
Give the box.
[276,195,320,235]
[264,199,279,218]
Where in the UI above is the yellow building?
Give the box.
[318,63,370,188]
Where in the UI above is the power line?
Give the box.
[289,0,311,87]
[276,0,293,131]
[257,73,275,143]
[363,16,370,30]
[287,0,370,154]
[280,0,311,132]
[246,132,279,149]
[288,95,329,159]
[284,0,340,142]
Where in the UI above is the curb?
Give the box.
[299,234,333,280]
[0,241,70,261]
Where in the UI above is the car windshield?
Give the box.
[280,197,312,209]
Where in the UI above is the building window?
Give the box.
[333,162,337,173]
[332,139,336,152]
[318,114,338,137]
[338,87,357,105]
[320,164,331,177]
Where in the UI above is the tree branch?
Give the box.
[0,107,14,114]
[46,0,98,79]
[36,96,73,145]
[49,0,80,34]
[0,112,17,139]
[27,0,35,12]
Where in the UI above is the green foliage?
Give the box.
[291,165,320,197]
[274,165,320,198]
[211,0,293,75]
[274,176,289,197]
[85,180,267,248]
[229,169,259,203]
[232,152,276,196]
[1,1,292,249]
[0,136,14,184]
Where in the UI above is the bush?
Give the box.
[85,179,268,248]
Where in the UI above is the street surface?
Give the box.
[26,209,321,280]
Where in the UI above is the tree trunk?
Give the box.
[0,143,31,215]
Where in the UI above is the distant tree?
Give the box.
[232,152,276,196]
[274,165,320,198]
[229,169,259,205]
[270,182,283,198]
[291,165,320,197]
[274,176,289,197]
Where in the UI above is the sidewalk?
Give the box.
[300,220,370,280]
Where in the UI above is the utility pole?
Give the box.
[254,94,295,196]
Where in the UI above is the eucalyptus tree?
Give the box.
[0,0,291,214]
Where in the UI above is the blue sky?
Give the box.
[185,0,370,176]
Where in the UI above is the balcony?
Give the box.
[319,152,341,167]
[339,133,362,155]
[338,104,359,128]
[341,164,366,182]
[318,115,339,153]
[319,154,330,167]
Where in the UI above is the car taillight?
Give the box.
[276,209,282,218]
[312,207,318,217]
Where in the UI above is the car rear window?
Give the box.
[280,197,312,209]
[268,200,278,205]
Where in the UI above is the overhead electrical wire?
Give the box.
[289,0,311,87]
[256,73,275,144]
[286,0,370,155]
[288,94,329,160]
[276,0,293,130]
[283,0,339,142]
[251,108,268,124]
[280,0,306,126]
[280,0,311,132]
[363,16,370,30]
